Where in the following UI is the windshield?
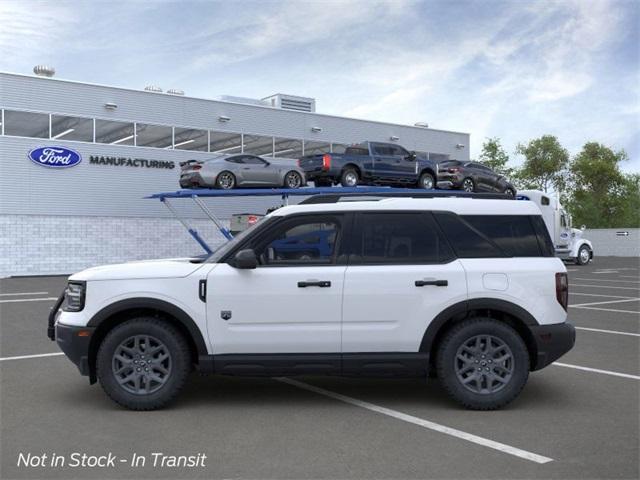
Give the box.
[206,216,276,263]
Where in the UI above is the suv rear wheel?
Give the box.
[436,318,529,410]
[96,317,191,410]
[462,177,475,192]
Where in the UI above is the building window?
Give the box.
[173,127,208,151]
[210,131,243,154]
[51,114,93,142]
[95,119,135,145]
[303,141,331,156]
[3,110,49,138]
[135,123,173,148]
[273,137,303,159]
[243,134,274,156]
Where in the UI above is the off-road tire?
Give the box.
[436,318,529,410]
[97,317,191,411]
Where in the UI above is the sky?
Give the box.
[1,0,638,172]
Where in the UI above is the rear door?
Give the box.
[341,212,467,353]
[370,143,396,179]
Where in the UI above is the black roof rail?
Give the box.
[299,191,513,205]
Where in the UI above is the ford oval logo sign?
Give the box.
[28,146,82,168]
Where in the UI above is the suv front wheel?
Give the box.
[436,318,529,410]
[96,317,191,410]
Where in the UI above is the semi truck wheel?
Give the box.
[576,245,591,265]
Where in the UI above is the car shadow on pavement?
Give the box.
[55,371,571,412]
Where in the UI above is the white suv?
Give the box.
[49,196,575,411]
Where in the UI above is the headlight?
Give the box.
[64,282,85,312]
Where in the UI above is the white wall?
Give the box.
[584,228,640,257]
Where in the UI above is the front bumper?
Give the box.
[47,289,93,377]
[530,322,576,370]
[55,323,94,376]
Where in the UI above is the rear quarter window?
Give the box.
[461,215,542,257]
[433,212,504,258]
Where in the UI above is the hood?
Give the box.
[571,228,584,240]
[69,258,205,281]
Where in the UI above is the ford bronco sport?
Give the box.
[49,195,575,410]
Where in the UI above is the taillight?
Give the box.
[448,167,460,173]
[297,159,301,167]
[322,154,332,171]
[192,165,202,170]
[247,215,258,226]
[555,272,568,311]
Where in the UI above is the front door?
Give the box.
[207,214,347,354]
[342,212,468,353]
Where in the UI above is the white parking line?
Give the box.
[0,352,64,362]
[573,278,639,284]
[593,271,619,274]
[570,305,640,314]
[570,298,640,307]
[620,275,640,279]
[0,297,58,304]
[570,284,640,291]
[553,362,640,380]
[575,326,640,337]
[570,292,637,299]
[0,291,49,296]
[276,377,553,464]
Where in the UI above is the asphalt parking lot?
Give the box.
[1,257,638,479]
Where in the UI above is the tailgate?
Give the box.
[298,154,326,171]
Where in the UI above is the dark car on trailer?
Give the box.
[298,141,440,189]
[437,160,516,196]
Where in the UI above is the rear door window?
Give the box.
[351,212,454,264]
[462,215,541,257]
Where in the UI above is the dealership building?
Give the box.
[0,69,470,277]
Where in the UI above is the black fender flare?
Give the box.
[419,298,538,353]
[87,297,208,357]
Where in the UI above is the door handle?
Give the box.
[298,280,331,288]
[415,279,448,287]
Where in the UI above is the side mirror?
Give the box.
[581,225,586,231]
[407,151,417,161]
[232,249,258,269]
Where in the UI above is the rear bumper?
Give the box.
[437,173,464,188]
[55,323,94,376]
[179,172,207,188]
[530,322,576,371]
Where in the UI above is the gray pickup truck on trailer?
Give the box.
[298,141,439,189]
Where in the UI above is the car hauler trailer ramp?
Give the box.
[147,187,513,254]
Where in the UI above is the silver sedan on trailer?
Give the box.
[179,154,307,189]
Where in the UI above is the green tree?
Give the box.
[515,135,569,192]
[566,142,638,228]
[479,137,513,177]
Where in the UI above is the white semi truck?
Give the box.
[518,190,593,265]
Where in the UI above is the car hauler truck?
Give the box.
[518,190,593,265]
